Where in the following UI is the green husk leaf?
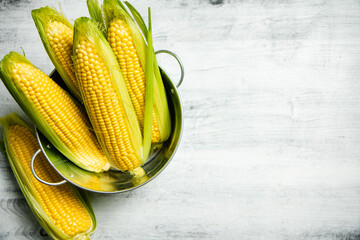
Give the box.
[20,47,26,57]
[125,1,171,142]
[151,61,171,142]
[31,6,82,102]
[143,8,154,162]
[0,112,96,240]
[124,1,148,38]
[0,52,103,172]
[125,1,172,142]
[116,0,130,15]
[87,0,107,36]
[73,17,143,169]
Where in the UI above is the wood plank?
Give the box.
[0,0,360,239]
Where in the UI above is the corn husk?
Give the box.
[32,6,82,101]
[98,0,171,159]
[0,52,110,172]
[73,17,143,170]
[0,112,96,240]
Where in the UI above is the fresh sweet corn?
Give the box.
[0,52,110,172]
[73,17,143,171]
[32,6,82,101]
[107,19,160,142]
[0,113,96,240]
[102,0,171,143]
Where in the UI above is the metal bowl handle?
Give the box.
[155,50,184,88]
[31,149,67,186]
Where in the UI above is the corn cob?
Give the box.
[101,0,171,144]
[0,52,110,172]
[73,17,143,171]
[0,113,96,240]
[32,6,82,101]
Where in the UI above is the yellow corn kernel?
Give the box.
[32,7,82,101]
[46,21,79,93]
[8,124,92,237]
[0,51,110,172]
[74,37,141,170]
[13,63,108,172]
[108,19,161,143]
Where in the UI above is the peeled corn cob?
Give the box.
[0,113,96,240]
[73,17,143,171]
[0,52,110,172]
[101,0,171,144]
[32,6,82,101]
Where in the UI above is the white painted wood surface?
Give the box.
[1,0,360,239]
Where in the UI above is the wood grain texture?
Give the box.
[1,0,360,239]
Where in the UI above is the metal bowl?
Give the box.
[30,50,184,193]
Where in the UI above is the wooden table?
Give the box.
[1,0,359,239]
